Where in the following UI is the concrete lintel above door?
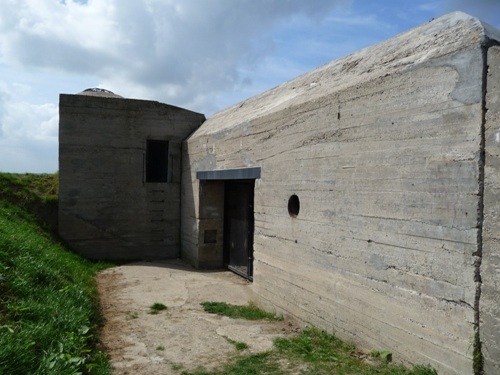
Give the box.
[196,167,261,180]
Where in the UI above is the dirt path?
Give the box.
[96,260,299,375]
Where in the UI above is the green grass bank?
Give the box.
[0,172,110,374]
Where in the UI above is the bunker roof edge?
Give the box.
[189,11,500,139]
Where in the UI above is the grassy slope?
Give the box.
[0,173,110,375]
[0,172,58,235]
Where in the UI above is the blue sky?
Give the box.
[0,0,499,173]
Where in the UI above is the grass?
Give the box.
[0,173,111,374]
[172,363,184,371]
[186,304,438,375]
[223,337,249,351]
[201,302,282,321]
[0,172,58,201]
[149,303,168,314]
[182,328,438,375]
[126,312,139,320]
[0,172,59,235]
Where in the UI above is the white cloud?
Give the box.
[1,0,353,108]
[0,0,353,172]
[0,0,498,173]
[0,82,58,172]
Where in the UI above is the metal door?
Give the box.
[224,180,254,280]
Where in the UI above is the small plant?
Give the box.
[223,336,249,351]
[371,349,393,362]
[156,345,165,351]
[182,352,278,375]
[149,303,168,314]
[171,362,183,371]
[473,332,484,374]
[201,302,282,320]
[408,365,439,375]
[126,312,139,320]
[235,342,249,351]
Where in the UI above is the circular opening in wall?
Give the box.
[288,194,300,217]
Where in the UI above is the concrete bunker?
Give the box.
[180,12,500,375]
[59,12,500,375]
[58,88,205,259]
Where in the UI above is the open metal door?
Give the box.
[224,180,254,280]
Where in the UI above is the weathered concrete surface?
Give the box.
[59,94,205,260]
[182,12,500,374]
[483,45,500,375]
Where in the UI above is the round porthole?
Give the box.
[288,194,300,217]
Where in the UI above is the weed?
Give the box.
[172,362,184,371]
[371,349,393,362]
[201,301,282,320]
[407,365,439,375]
[473,332,484,374]
[182,352,282,375]
[235,342,249,351]
[126,312,139,319]
[156,345,165,351]
[149,303,168,314]
[223,336,249,351]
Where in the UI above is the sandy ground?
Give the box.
[96,260,300,375]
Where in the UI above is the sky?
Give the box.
[0,0,499,173]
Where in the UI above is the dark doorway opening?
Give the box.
[224,180,255,281]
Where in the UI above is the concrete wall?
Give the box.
[59,93,205,260]
[182,13,500,375]
[198,180,225,268]
[483,45,500,375]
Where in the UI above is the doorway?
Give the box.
[224,180,255,280]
